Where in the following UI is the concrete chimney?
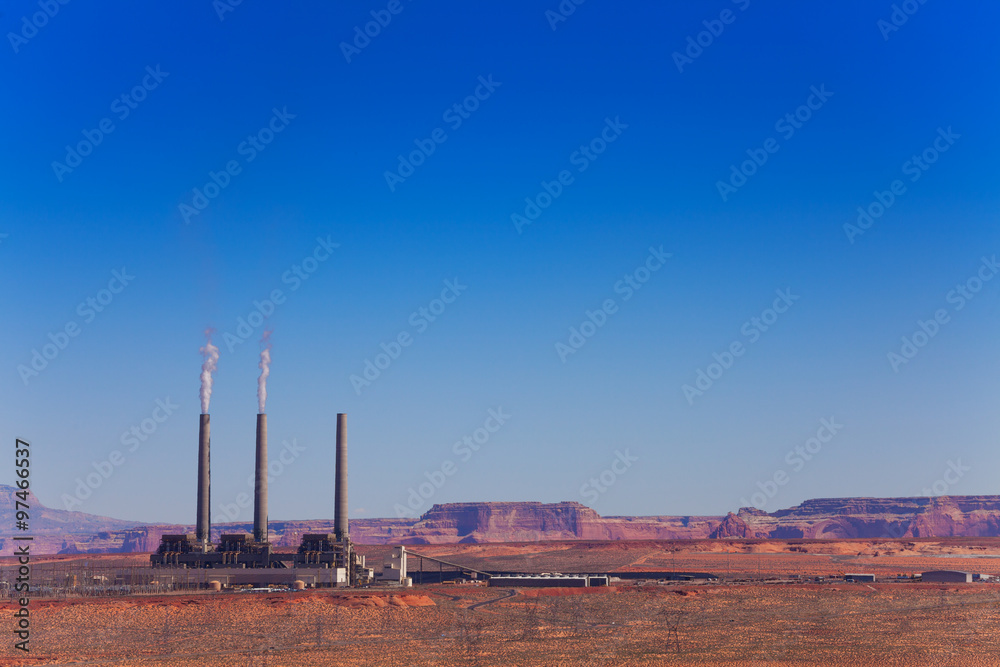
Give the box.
[196,413,211,550]
[254,413,268,543]
[334,413,348,541]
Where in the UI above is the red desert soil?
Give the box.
[3,539,1000,665]
[2,583,1000,666]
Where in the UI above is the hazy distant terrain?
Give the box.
[5,486,1000,555]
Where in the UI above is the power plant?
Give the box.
[151,409,367,586]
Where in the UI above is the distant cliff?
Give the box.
[4,485,1000,555]
[738,496,1000,539]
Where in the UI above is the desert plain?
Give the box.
[3,538,1000,666]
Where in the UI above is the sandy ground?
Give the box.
[1,583,999,666]
[3,538,1000,665]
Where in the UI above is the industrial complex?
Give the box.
[150,411,368,586]
[144,403,659,590]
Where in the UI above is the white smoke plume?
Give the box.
[199,329,220,414]
[257,330,273,414]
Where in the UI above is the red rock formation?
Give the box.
[710,512,767,539]
[7,484,1000,554]
[762,496,1000,539]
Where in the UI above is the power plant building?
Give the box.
[151,411,366,585]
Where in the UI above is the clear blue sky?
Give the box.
[2,0,998,525]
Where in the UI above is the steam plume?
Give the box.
[257,330,272,414]
[199,329,220,414]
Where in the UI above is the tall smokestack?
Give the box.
[334,413,348,541]
[196,413,211,549]
[254,413,268,543]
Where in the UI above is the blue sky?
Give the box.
[1,0,998,525]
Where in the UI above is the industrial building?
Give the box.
[372,546,493,585]
[151,411,368,586]
[844,573,876,583]
[374,546,409,585]
[488,574,608,588]
[369,548,711,587]
[921,570,973,583]
[610,571,717,582]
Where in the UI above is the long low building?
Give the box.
[921,570,973,583]
[609,571,717,582]
[153,567,348,588]
[488,575,595,588]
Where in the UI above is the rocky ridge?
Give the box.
[3,485,1000,555]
